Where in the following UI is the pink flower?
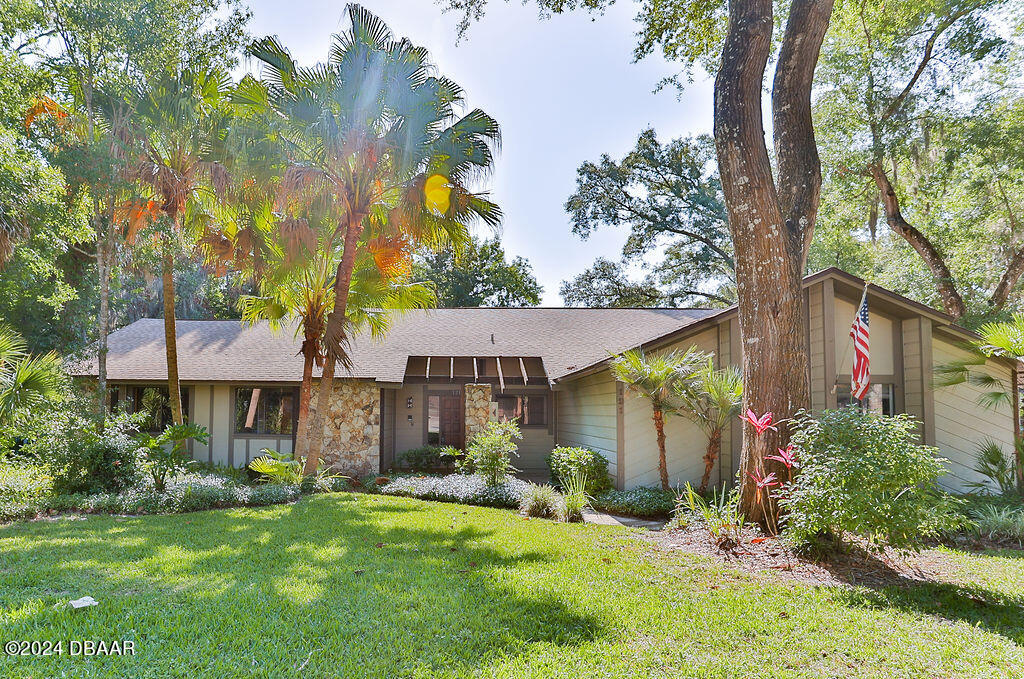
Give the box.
[740,409,777,435]
[766,444,800,469]
[747,470,780,490]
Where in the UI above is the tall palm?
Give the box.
[241,4,501,473]
[127,68,232,425]
[611,349,704,490]
[674,358,744,494]
[240,235,434,454]
[0,325,62,428]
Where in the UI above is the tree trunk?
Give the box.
[162,245,184,426]
[715,0,830,523]
[870,163,967,318]
[302,214,365,475]
[699,427,722,494]
[293,343,315,462]
[96,219,110,425]
[652,407,670,491]
[990,249,1024,312]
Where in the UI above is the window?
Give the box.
[110,385,188,432]
[836,383,896,416]
[427,394,441,445]
[234,387,297,435]
[496,394,547,426]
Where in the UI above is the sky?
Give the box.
[242,0,716,304]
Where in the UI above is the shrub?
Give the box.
[970,440,1021,496]
[781,408,963,550]
[0,461,52,521]
[378,473,530,509]
[44,411,144,494]
[546,446,611,494]
[249,449,305,485]
[396,446,451,472]
[521,483,561,519]
[136,423,209,491]
[591,487,675,519]
[969,503,1024,543]
[561,467,591,523]
[463,420,520,486]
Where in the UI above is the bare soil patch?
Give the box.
[646,523,1023,589]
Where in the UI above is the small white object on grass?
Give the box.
[69,596,98,609]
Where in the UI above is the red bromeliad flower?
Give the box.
[747,470,780,490]
[739,409,777,435]
[766,444,799,469]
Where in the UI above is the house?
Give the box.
[71,268,1019,492]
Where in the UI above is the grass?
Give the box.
[0,494,1022,678]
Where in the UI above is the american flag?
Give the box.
[849,288,870,400]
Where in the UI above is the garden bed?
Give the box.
[373,473,531,509]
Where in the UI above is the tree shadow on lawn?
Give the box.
[815,544,1024,647]
[0,495,605,676]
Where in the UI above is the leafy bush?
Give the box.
[249,449,305,485]
[462,420,520,486]
[521,483,561,519]
[0,460,52,521]
[396,446,452,472]
[377,473,530,509]
[42,410,144,494]
[681,483,744,548]
[546,446,611,494]
[591,487,675,519]
[136,423,209,492]
[781,408,963,550]
[969,503,1024,543]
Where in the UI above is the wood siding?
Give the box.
[932,336,1015,492]
[554,371,619,483]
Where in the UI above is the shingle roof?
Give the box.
[68,308,717,384]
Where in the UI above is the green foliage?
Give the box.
[0,459,52,521]
[136,423,209,492]
[970,440,1021,496]
[34,406,144,495]
[681,482,745,547]
[591,487,675,519]
[520,483,561,520]
[782,408,963,551]
[248,449,305,485]
[412,236,542,307]
[0,324,63,428]
[463,420,520,487]
[396,445,451,472]
[561,467,590,523]
[546,446,611,494]
[969,503,1024,544]
[561,130,732,308]
[611,348,705,412]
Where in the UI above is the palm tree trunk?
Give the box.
[293,344,315,461]
[162,245,184,426]
[302,215,364,475]
[653,408,669,491]
[96,221,110,426]
[699,427,722,494]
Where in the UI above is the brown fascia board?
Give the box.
[554,267,996,384]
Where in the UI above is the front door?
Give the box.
[439,393,464,449]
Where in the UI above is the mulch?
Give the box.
[645,523,1022,589]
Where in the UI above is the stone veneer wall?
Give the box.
[464,383,496,442]
[309,379,380,476]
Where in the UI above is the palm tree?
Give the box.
[611,349,705,490]
[240,231,433,456]
[241,4,501,473]
[0,325,62,428]
[126,68,233,425]
[674,358,743,494]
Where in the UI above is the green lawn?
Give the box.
[1,494,1023,678]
